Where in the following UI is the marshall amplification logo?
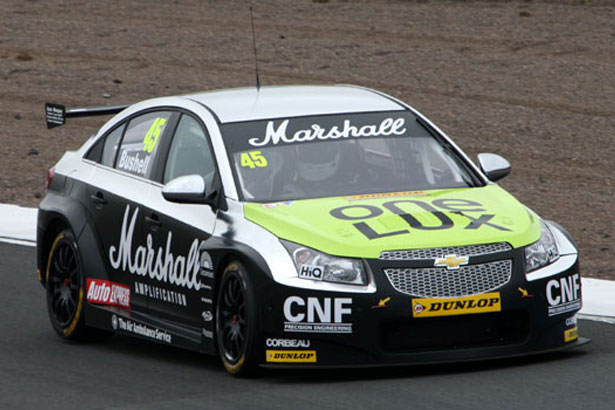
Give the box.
[266,350,317,363]
[109,205,203,291]
[434,254,469,270]
[86,279,130,308]
[412,293,501,318]
[248,117,407,147]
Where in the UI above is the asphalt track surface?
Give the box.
[1,242,612,410]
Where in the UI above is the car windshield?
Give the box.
[221,111,481,202]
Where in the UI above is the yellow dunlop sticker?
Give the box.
[564,326,578,343]
[344,191,428,201]
[412,292,501,318]
[241,150,268,168]
[266,350,317,363]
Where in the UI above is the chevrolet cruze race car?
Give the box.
[37,85,587,375]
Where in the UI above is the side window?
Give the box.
[84,124,125,166]
[163,114,216,191]
[101,124,125,167]
[116,111,172,179]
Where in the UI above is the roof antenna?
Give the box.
[249,2,261,90]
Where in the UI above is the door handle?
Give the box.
[90,192,107,207]
[145,214,162,231]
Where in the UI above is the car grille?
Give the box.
[381,311,529,352]
[379,242,512,261]
[384,260,512,298]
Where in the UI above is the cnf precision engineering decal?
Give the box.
[412,293,501,318]
[108,205,204,290]
[330,198,510,240]
[248,117,407,147]
[283,296,352,333]
[86,279,130,308]
[546,274,581,317]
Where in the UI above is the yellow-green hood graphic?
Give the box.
[244,185,540,258]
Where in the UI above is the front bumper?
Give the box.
[257,248,586,368]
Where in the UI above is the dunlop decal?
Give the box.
[266,350,317,363]
[412,292,501,318]
[564,326,578,343]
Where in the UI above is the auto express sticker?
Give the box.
[283,296,352,333]
[86,279,130,308]
[546,274,581,317]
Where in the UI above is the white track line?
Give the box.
[0,203,613,320]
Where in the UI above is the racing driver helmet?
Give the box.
[296,142,341,182]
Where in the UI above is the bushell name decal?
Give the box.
[109,205,203,290]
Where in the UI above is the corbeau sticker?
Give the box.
[266,350,317,363]
[283,296,352,333]
[564,326,578,343]
[412,292,501,318]
[546,274,581,317]
[266,338,311,348]
[86,279,130,308]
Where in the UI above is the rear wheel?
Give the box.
[216,261,260,376]
[46,229,111,341]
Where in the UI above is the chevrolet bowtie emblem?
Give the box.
[434,254,469,270]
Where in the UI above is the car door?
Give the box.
[139,112,219,331]
[83,110,176,315]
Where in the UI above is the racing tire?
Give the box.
[45,229,112,342]
[216,261,261,376]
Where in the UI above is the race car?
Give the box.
[37,85,588,375]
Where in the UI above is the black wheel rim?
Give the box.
[48,240,80,327]
[219,274,247,363]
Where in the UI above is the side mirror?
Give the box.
[162,174,208,204]
[477,153,511,182]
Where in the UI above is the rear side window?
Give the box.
[101,124,125,167]
[116,111,172,179]
[84,124,125,166]
[163,114,216,191]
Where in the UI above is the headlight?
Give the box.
[524,221,559,272]
[281,240,367,286]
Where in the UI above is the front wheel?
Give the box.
[216,261,260,376]
[45,229,112,341]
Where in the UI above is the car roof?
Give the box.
[183,85,405,123]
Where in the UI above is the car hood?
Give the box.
[243,185,541,258]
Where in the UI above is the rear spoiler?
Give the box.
[45,102,129,129]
